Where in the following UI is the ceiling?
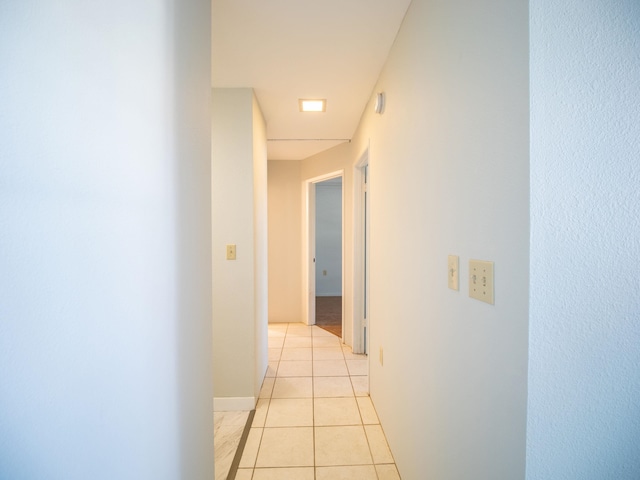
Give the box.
[212,0,412,160]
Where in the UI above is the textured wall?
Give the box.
[527,0,640,478]
[0,1,213,478]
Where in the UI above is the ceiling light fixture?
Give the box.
[299,99,326,112]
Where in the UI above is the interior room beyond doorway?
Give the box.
[314,177,343,338]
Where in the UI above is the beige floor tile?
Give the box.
[252,467,314,480]
[313,336,342,347]
[314,397,362,426]
[252,399,269,427]
[357,396,380,424]
[342,346,367,360]
[313,359,349,377]
[283,336,312,348]
[239,427,263,468]
[314,426,373,466]
[234,469,254,480]
[375,464,401,480]
[265,362,277,378]
[312,327,338,337]
[272,377,313,398]
[247,323,400,478]
[259,377,275,398]
[312,347,345,360]
[268,336,284,348]
[277,360,312,377]
[265,398,313,427]
[267,348,281,362]
[256,427,314,467]
[280,347,312,361]
[365,424,395,464]
[313,376,354,397]
[316,465,378,480]
[286,324,312,337]
[268,323,288,333]
[350,376,369,396]
[346,359,369,375]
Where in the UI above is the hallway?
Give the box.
[234,323,400,479]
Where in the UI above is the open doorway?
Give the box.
[314,177,343,337]
[302,170,344,338]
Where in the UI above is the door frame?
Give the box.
[352,149,369,354]
[302,170,345,327]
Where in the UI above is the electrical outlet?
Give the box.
[323,270,327,276]
[469,259,494,304]
[226,244,236,260]
[448,255,459,290]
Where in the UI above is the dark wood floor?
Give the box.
[315,296,342,338]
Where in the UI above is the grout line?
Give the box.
[311,326,317,480]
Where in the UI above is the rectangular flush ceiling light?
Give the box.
[299,99,326,112]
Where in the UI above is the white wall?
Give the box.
[0,1,213,479]
[267,161,302,323]
[350,0,530,478]
[527,1,640,478]
[212,88,267,409]
[315,182,343,296]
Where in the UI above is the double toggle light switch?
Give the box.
[469,259,494,304]
[448,255,495,305]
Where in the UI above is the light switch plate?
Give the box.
[226,244,236,260]
[448,255,459,290]
[469,259,494,304]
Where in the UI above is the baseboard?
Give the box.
[213,397,256,412]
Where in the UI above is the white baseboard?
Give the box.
[214,397,256,412]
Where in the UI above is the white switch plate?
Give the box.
[469,259,494,304]
[226,244,236,260]
[448,255,459,290]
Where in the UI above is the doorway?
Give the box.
[314,177,343,337]
[302,171,345,338]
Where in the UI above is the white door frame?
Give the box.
[302,170,345,327]
[352,149,369,354]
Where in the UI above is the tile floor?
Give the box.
[235,322,401,480]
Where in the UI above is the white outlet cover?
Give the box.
[469,259,494,304]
